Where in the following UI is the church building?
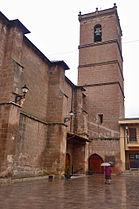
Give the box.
[0,4,125,178]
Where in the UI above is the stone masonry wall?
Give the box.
[13,113,48,177]
[88,138,122,174]
[0,12,68,177]
[13,112,67,177]
[0,103,20,177]
[21,39,50,121]
[74,88,88,137]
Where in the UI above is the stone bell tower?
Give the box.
[78,4,124,140]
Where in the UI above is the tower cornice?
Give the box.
[78,6,122,36]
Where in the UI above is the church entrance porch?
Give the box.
[66,132,90,175]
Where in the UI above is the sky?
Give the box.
[1,0,139,118]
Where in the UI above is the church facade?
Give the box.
[0,4,124,178]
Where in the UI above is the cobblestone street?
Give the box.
[0,175,139,209]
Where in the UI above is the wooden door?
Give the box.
[65,153,70,171]
[89,154,104,173]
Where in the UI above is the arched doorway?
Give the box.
[65,153,71,171]
[88,154,104,174]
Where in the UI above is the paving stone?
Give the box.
[0,175,139,209]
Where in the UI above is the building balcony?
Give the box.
[126,138,139,149]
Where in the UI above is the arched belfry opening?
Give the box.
[94,24,102,42]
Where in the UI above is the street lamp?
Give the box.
[125,126,129,143]
[64,110,74,123]
[15,84,29,104]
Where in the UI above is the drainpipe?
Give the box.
[124,126,127,170]
[70,88,74,132]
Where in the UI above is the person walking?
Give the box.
[105,166,111,184]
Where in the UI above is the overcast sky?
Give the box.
[1,0,139,118]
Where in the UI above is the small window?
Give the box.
[94,24,102,42]
[98,114,103,124]
[129,154,139,160]
[136,155,139,159]
[129,154,135,159]
[129,128,136,141]
[82,93,87,111]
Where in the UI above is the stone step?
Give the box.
[120,169,139,176]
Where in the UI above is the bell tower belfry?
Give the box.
[78,4,124,139]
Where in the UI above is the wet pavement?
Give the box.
[0,174,139,209]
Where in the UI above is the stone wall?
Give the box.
[13,112,67,177]
[0,12,69,177]
[21,38,50,120]
[0,103,20,177]
[88,138,121,174]
[73,88,88,137]
[67,141,88,174]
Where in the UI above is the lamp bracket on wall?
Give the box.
[64,110,74,123]
[14,84,29,106]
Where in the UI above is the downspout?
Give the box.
[124,126,127,170]
[70,88,74,132]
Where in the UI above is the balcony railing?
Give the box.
[129,137,137,142]
[126,138,139,148]
[127,137,139,144]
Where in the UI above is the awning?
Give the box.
[67,132,91,144]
